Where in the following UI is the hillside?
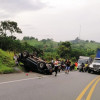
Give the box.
[71,38,100,51]
[23,37,100,53]
[22,38,58,52]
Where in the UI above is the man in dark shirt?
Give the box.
[79,63,85,72]
[65,59,71,74]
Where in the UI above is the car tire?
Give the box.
[23,51,29,58]
[37,62,46,70]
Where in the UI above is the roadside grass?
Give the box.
[0,63,14,74]
[0,49,21,74]
[0,49,15,67]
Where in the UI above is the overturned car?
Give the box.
[18,52,53,74]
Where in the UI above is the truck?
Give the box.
[88,49,100,73]
[18,51,54,75]
[78,56,92,70]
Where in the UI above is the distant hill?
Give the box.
[22,36,100,55]
[22,37,58,52]
[71,37,100,51]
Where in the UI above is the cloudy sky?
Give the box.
[0,0,100,42]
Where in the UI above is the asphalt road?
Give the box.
[0,71,99,100]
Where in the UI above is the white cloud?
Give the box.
[0,0,46,19]
[0,0,100,42]
[0,0,46,12]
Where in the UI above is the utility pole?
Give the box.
[79,25,81,39]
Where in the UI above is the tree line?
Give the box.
[0,20,97,61]
[0,21,43,56]
[23,36,97,61]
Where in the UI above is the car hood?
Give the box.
[89,63,100,68]
[92,63,100,65]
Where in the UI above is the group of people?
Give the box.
[79,61,89,72]
[53,59,90,76]
[53,59,72,76]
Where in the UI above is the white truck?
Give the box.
[78,56,91,69]
[88,49,100,73]
[88,58,100,73]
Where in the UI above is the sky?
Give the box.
[0,0,100,42]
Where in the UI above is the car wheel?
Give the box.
[37,62,46,70]
[23,51,29,58]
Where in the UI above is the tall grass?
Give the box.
[0,49,15,74]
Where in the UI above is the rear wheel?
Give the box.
[37,62,46,71]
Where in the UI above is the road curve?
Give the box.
[0,71,99,100]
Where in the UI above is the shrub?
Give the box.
[0,65,14,74]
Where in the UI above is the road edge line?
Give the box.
[0,76,48,85]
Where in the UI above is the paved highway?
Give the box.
[0,71,99,100]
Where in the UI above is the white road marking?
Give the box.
[0,76,47,85]
[0,72,65,85]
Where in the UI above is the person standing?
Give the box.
[13,54,18,66]
[79,63,85,72]
[54,59,59,76]
[61,60,65,71]
[65,59,71,74]
[74,62,78,71]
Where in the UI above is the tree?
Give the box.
[86,40,89,42]
[0,21,8,35]
[58,42,71,58]
[7,21,22,36]
[0,25,3,36]
[0,21,22,38]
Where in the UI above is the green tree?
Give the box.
[58,42,71,58]
[0,21,8,35]
[0,21,22,38]
[0,26,3,36]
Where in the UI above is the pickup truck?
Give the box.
[18,51,53,74]
[88,49,100,73]
[78,56,91,70]
[88,58,100,73]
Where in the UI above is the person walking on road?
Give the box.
[54,59,59,76]
[65,59,71,74]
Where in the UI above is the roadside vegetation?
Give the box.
[23,36,98,61]
[0,20,100,74]
[0,49,14,74]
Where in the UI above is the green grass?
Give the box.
[0,49,15,74]
[0,64,14,74]
[0,49,15,67]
